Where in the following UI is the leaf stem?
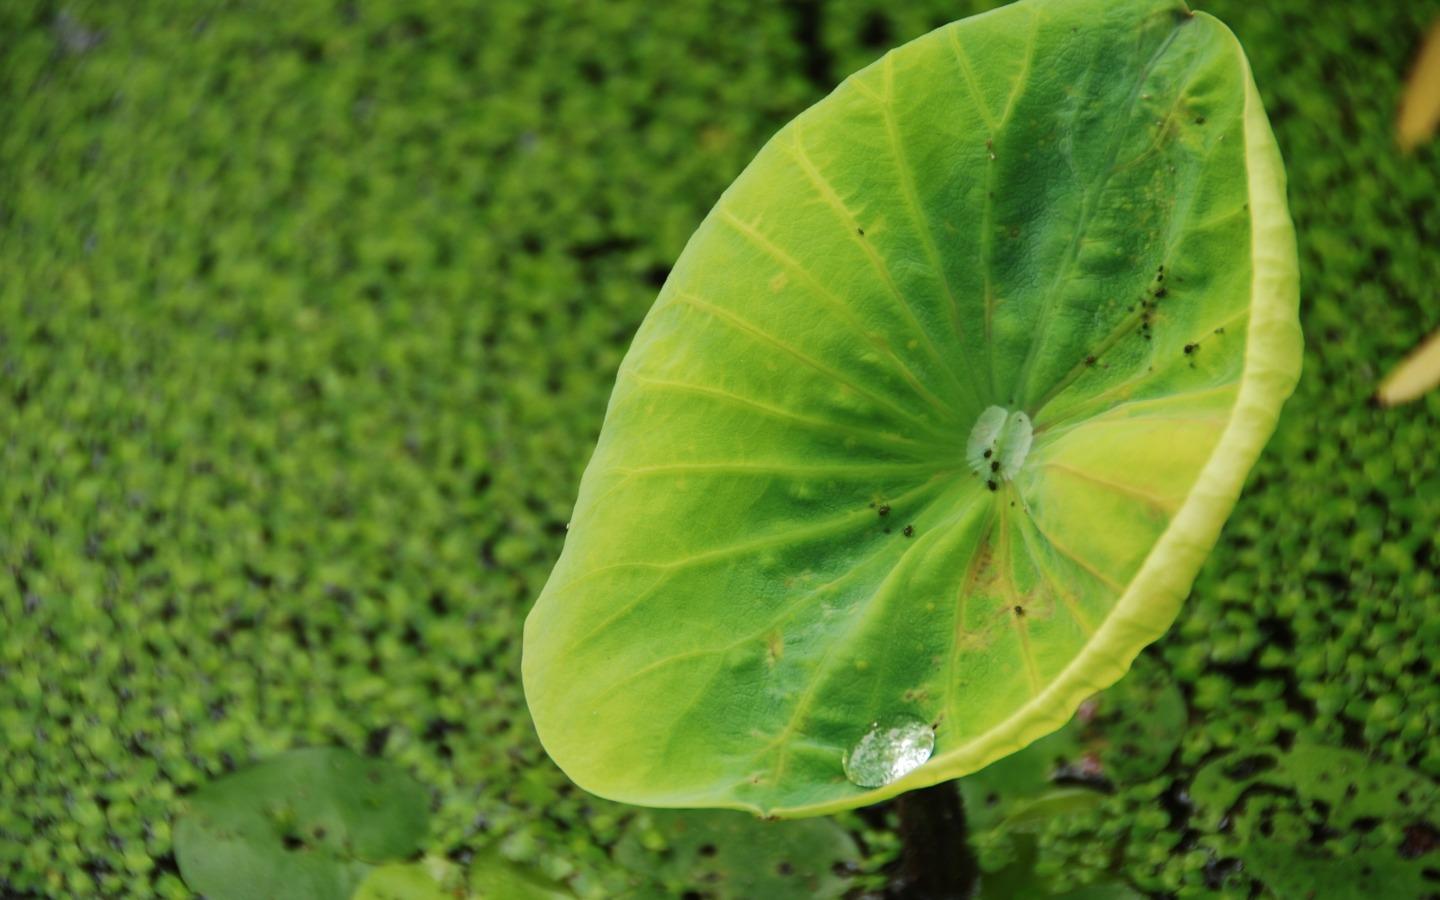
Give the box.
[890,781,979,899]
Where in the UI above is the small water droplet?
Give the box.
[843,716,934,788]
[966,406,1032,482]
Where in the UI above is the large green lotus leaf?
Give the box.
[524,0,1301,816]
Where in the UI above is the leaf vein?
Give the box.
[673,292,953,439]
[717,208,955,416]
[851,60,986,408]
[1010,25,1189,407]
[782,129,974,404]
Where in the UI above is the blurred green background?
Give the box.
[2,0,1437,897]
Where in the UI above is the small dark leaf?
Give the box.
[174,747,430,900]
[613,809,859,899]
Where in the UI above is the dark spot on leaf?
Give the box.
[1184,343,1196,354]
[282,834,306,852]
[1202,856,1242,889]
[1014,605,1024,616]
[990,460,1000,473]
[856,227,865,236]
[986,480,997,492]
[903,525,914,537]
[698,843,717,857]
[1223,754,1277,780]
[777,861,793,876]
[982,449,992,459]
[877,504,890,517]
[1402,824,1440,859]
[364,727,390,756]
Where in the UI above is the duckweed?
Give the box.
[1,0,1437,896]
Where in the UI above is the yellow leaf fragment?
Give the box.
[1378,328,1440,406]
[1398,19,1440,152]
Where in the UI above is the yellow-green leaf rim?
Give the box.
[524,0,1302,817]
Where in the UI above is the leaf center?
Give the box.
[966,406,1033,484]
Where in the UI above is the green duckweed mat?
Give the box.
[2,0,1437,897]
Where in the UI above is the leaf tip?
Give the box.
[1376,328,1440,406]
[1396,19,1440,152]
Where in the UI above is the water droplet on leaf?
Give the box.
[843,716,934,788]
[966,406,1032,482]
